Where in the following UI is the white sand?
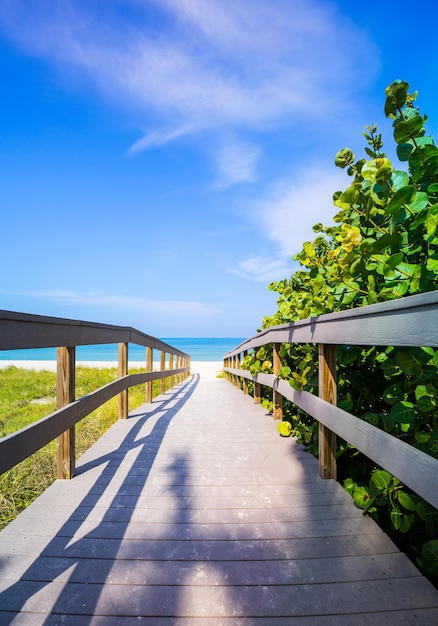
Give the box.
[0,360,224,379]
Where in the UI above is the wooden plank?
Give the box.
[0,369,188,475]
[224,291,438,358]
[145,347,153,403]
[242,351,248,395]
[224,368,438,509]
[0,309,190,358]
[160,351,166,395]
[56,346,76,480]
[273,343,283,421]
[318,344,337,480]
[118,342,128,420]
[0,375,437,623]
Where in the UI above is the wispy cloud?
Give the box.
[17,289,221,318]
[126,125,193,156]
[214,138,261,188]
[0,0,378,137]
[229,165,348,281]
[228,254,296,283]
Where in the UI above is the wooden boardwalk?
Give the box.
[1,373,438,624]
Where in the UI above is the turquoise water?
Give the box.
[0,338,244,362]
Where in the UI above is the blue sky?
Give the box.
[0,0,436,338]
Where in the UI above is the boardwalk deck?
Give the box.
[1,373,438,624]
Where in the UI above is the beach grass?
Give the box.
[0,366,170,530]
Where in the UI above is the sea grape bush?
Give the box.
[243,81,438,582]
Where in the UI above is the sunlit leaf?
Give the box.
[384,80,409,118]
[335,148,355,168]
[370,470,392,491]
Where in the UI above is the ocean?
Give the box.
[0,338,245,363]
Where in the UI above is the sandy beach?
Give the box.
[0,360,224,380]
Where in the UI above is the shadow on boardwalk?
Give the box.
[0,375,200,624]
[1,373,438,624]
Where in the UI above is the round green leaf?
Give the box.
[420,540,438,574]
[397,143,414,161]
[415,431,431,444]
[398,491,419,511]
[370,470,392,491]
[303,242,316,258]
[353,486,371,509]
[391,170,409,190]
[384,80,409,118]
[395,348,432,375]
[386,186,415,215]
[361,158,393,183]
[393,114,425,144]
[417,500,438,522]
[335,148,355,168]
[407,191,429,213]
[390,401,416,424]
[383,383,405,405]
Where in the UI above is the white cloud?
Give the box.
[18,289,221,318]
[126,125,193,155]
[230,165,348,282]
[228,254,297,283]
[257,166,347,258]
[214,138,261,188]
[0,0,378,134]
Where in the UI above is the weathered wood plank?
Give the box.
[0,309,189,357]
[118,342,128,420]
[56,346,76,479]
[225,368,438,509]
[273,343,283,420]
[224,291,438,356]
[0,375,437,623]
[318,344,337,479]
[0,368,188,475]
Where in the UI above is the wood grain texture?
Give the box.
[0,310,190,357]
[224,291,438,358]
[0,368,189,476]
[318,344,337,480]
[224,367,438,509]
[56,346,76,480]
[118,342,128,420]
[273,343,283,421]
[145,347,153,403]
[1,375,437,623]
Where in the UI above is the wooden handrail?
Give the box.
[0,311,190,478]
[223,291,438,510]
[224,291,438,357]
[0,309,189,356]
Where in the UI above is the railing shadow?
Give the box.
[0,375,199,624]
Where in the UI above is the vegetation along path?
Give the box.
[0,372,438,624]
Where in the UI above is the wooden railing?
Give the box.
[0,310,190,479]
[223,291,438,510]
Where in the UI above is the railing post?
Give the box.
[176,355,180,384]
[160,351,166,394]
[318,344,337,479]
[236,353,241,389]
[145,347,153,403]
[56,346,76,479]
[254,380,261,404]
[273,343,283,421]
[169,353,174,390]
[242,350,248,395]
[118,342,128,419]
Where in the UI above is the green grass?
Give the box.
[0,366,174,529]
